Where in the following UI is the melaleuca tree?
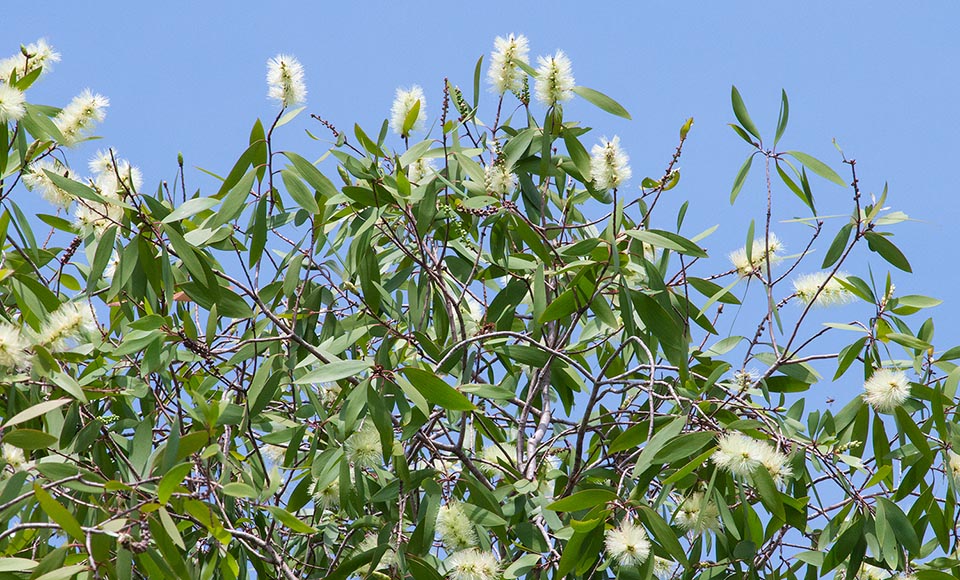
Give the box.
[0,34,955,580]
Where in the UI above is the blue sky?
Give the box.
[12,3,960,353]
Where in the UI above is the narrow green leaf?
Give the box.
[400,368,476,411]
[822,223,853,268]
[161,197,219,224]
[34,483,84,540]
[2,399,70,429]
[265,506,316,533]
[571,86,631,119]
[731,86,761,140]
[547,489,618,512]
[774,89,789,146]
[294,359,371,384]
[730,154,754,204]
[280,169,321,213]
[157,462,192,504]
[786,151,847,186]
[864,232,912,272]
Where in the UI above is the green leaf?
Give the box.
[624,229,708,258]
[283,151,339,198]
[281,169,321,214]
[162,197,219,224]
[209,169,256,227]
[785,151,847,186]
[0,558,38,572]
[875,497,920,553]
[157,462,192,504]
[400,368,476,411]
[547,489,618,512]
[572,86,631,119]
[222,482,257,498]
[752,466,785,521]
[34,482,84,540]
[265,506,316,533]
[774,89,789,146]
[2,399,70,429]
[3,429,57,450]
[294,359,372,384]
[730,154,754,204]
[864,232,912,272]
[731,86,761,140]
[822,223,853,268]
[637,505,690,567]
[538,289,579,323]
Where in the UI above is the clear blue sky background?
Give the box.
[12,3,960,367]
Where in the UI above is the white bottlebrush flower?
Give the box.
[0,83,26,123]
[479,444,511,476]
[728,234,785,277]
[948,451,960,478]
[389,85,427,137]
[0,323,29,370]
[484,163,516,195]
[792,271,853,307]
[534,50,575,107]
[488,33,530,95]
[436,502,478,550]
[447,549,500,580]
[653,557,675,579]
[266,54,307,108]
[862,368,911,412]
[355,533,397,573]
[604,519,650,567]
[407,157,437,183]
[2,444,30,471]
[675,492,721,534]
[756,445,793,486]
[311,477,340,509]
[89,149,143,194]
[712,432,765,478]
[22,159,73,209]
[589,136,632,190]
[0,39,60,81]
[345,422,383,469]
[39,301,97,351]
[54,89,109,145]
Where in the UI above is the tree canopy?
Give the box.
[0,35,954,580]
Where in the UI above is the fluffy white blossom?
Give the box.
[311,477,340,509]
[436,502,478,550]
[675,492,721,534]
[604,519,650,567]
[408,157,437,183]
[0,39,60,81]
[0,323,28,370]
[792,271,853,307]
[39,301,97,351]
[653,557,675,579]
[488,33,530,95]
[728,234,784,277]
[756,444,793,486]
[54,89,109,145]
[345,422,383,469]
[589,136,632,190]
[266,54,306,107]
[447,549,500,580]
[484,163,516,195]
[0,83,26,123]
[948,451,960,479]
[479,444,511,476]
[534,50,574,107]
[712,432,765,478]
[73,198,124,236]
[390,85,427,137]
[862,368,911,412]
[89,149,143,194]
[2,444,31,472]
[261,444,287,466]
[22,159,73,209]
[355,533,397,574]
